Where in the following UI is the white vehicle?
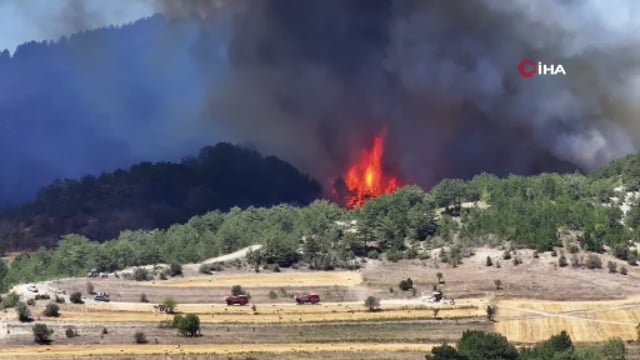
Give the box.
[26,284,38,293]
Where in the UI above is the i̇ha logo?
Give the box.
[518,58,566,78]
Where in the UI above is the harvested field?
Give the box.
[38,301,482,324]
[157,271,362,288]
[494,296,640,342]
[0,342,434,359]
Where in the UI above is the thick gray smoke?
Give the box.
[153,0,639,189]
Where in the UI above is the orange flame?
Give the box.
[340,127,399,208]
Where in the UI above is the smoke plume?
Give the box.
[155,0,640,189]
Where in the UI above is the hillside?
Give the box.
[0,142,321,251]
[2,152,640,292]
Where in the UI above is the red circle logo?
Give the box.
[518,58,536,78]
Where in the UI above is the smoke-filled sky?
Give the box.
[1,0,640,207]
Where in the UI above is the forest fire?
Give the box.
[333,127,400,208]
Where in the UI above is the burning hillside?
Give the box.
[332,127,400,208]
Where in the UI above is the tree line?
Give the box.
[3,153,640,292]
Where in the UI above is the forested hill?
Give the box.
[0,143,321,251]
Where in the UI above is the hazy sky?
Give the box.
[0,0,156,53]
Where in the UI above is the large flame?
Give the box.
[338,127,399,208]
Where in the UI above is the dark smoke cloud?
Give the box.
[2,0,637,206]
[152,0,639,191]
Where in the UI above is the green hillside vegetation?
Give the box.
[0,143,321,250]
[2,153,640,292]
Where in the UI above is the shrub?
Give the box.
[159,272,167,280]
[551,250,558,257]
[86,282,95,295]
[102,327,108,335]
[386,249,403,262]
[364,296,380,312]
[272,264,280,273]
[70,292,83,304]
[199,263,212,274]
[27,298,35,306]
[399,278,414,291]
[44,303,60,317]
[32,323,53,344]
[55,295,65,304]
[485,256,493,266]
[65,327,77,338]
[2,292,20,308]
[176,313,200,337]
[140,293,149,303]
[367,250,379,259]
[502,251,512,260]
[621,266,628,275]
[231,285,246,296]
[134,331,148,344]
[162,297,177,314]
[567,244,580,254]
[16,301,32,322]
[608,260,617,273]
[134,268,151,281]
[34,294,50,300]
[586,254,602,269]
[169,263,183,277]
[494,280,502,290]
[268,290,278,300]
[533,251,539,259]
[558,255,568,267]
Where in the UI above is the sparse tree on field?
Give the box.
[161,297,177,314]
[558,255,568,267]
[436,272,443,284]
[364,296,380,312]
[70,291,83,304]
[433,308,440,319]
[43,303,59,317]
[140,293,149,303]
[32,323,53,344]
[134,331,148,344]
[494,280,502,290]
[495,261,501,268]
[486,256,493,267]
[231,285,246,296]
[486,305,496,321]
[16,301,31,322]
[176,313,200,337]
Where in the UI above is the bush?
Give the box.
[2,292,20,308]
[134,268,151,281]
[367,250,379,259]
[272,264,280,272]
[176,313,200,337]
[140,293,149,303]
[268,290,278,300]
[567,244,580,254]
[44,303,60,317]
[586,254,602,269]
[102,327,108,335]
[485,256,493,266]
[65,327,77,338]
[162,297,177,314]
[169,263,183,277]
[70,292,83,304]
[86,281,95,295]
[231,285,246,296]
[502,251,512,260]
[199,263,212,274]
[55,295,65,304]
[134,331,148,344]
[34,294,50,300]
[32,323,53,344]
[621,266,628,275]
[399,278,414,291]
[16,301,32,322]
[558,255,568,267]
[386,249,403,262]
[608,260,617,273]
[364,296,380,312]
[27,298,35,306]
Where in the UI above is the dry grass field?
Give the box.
[494,296,640,342]
[156,271,363,288]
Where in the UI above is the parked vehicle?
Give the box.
[224,294,249,305]
[26,284,38,293]
[94,292,110,302]
[295,293,320,305]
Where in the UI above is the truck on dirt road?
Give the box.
[224,294,249,306]
[94,292,110,302]
[295,293,320,304]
